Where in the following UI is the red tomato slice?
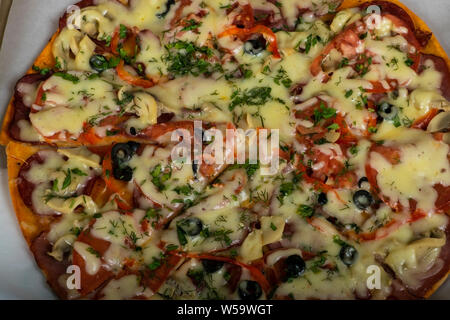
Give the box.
[366,80,398,94]
[310,25,360,76]
[365,144,402,211]
[309,146,345,182]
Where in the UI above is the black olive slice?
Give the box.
[238,280,262,300]
[111,142,140,167]
[377,102,399,121]
[285,255,306,280]
[89,55,109,73]
[357,177,369,188]
[353,190,373,210]
[318,192,328,205]
[243,35,267,55]
[202,259,224,273]
[113,166,133,182]
[177,217,203,236]
[339,245,358,266]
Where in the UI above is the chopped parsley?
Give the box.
[273,67,292,88]
[313,102,336,124]
[32,65,50,75]
[304,34,321,54]
[71,168,87,176]
[119,24,128,39]
[404,58,414,67]
[62,170,72,190]
[150,164,172,192]
[327,123,340,131]
[228,161,260,178]
[181,19,202,32]
[297,205,314,218]
[229,86,273,111]
[86,247,100,258]
[277,182,294,205]
[163,41,222,77]
[53,72,80,84]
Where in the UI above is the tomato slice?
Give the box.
[365,144,402,211]
[86,177,115,208]
[365,143,449,215]
[356,210,429,242]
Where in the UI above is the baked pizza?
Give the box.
[2,0,450,300]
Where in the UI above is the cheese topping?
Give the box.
[10,0,450,300]
[371,124,450,212]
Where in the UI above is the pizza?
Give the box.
[2,0,450,300]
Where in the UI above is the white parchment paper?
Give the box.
[0,0,448,299]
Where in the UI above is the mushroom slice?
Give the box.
[427,111,450,133]
[47,195,98,215]
[325,130,341,143]
[133,92,159,126]
[385,237,446,289]
[240,230,263,263]
[48,234,77,262]
[58,147,102,169]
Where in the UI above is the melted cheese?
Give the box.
[17,0,450,300]
[29,73,117,137]
[129,145,197,210]
[73,241,101,275]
